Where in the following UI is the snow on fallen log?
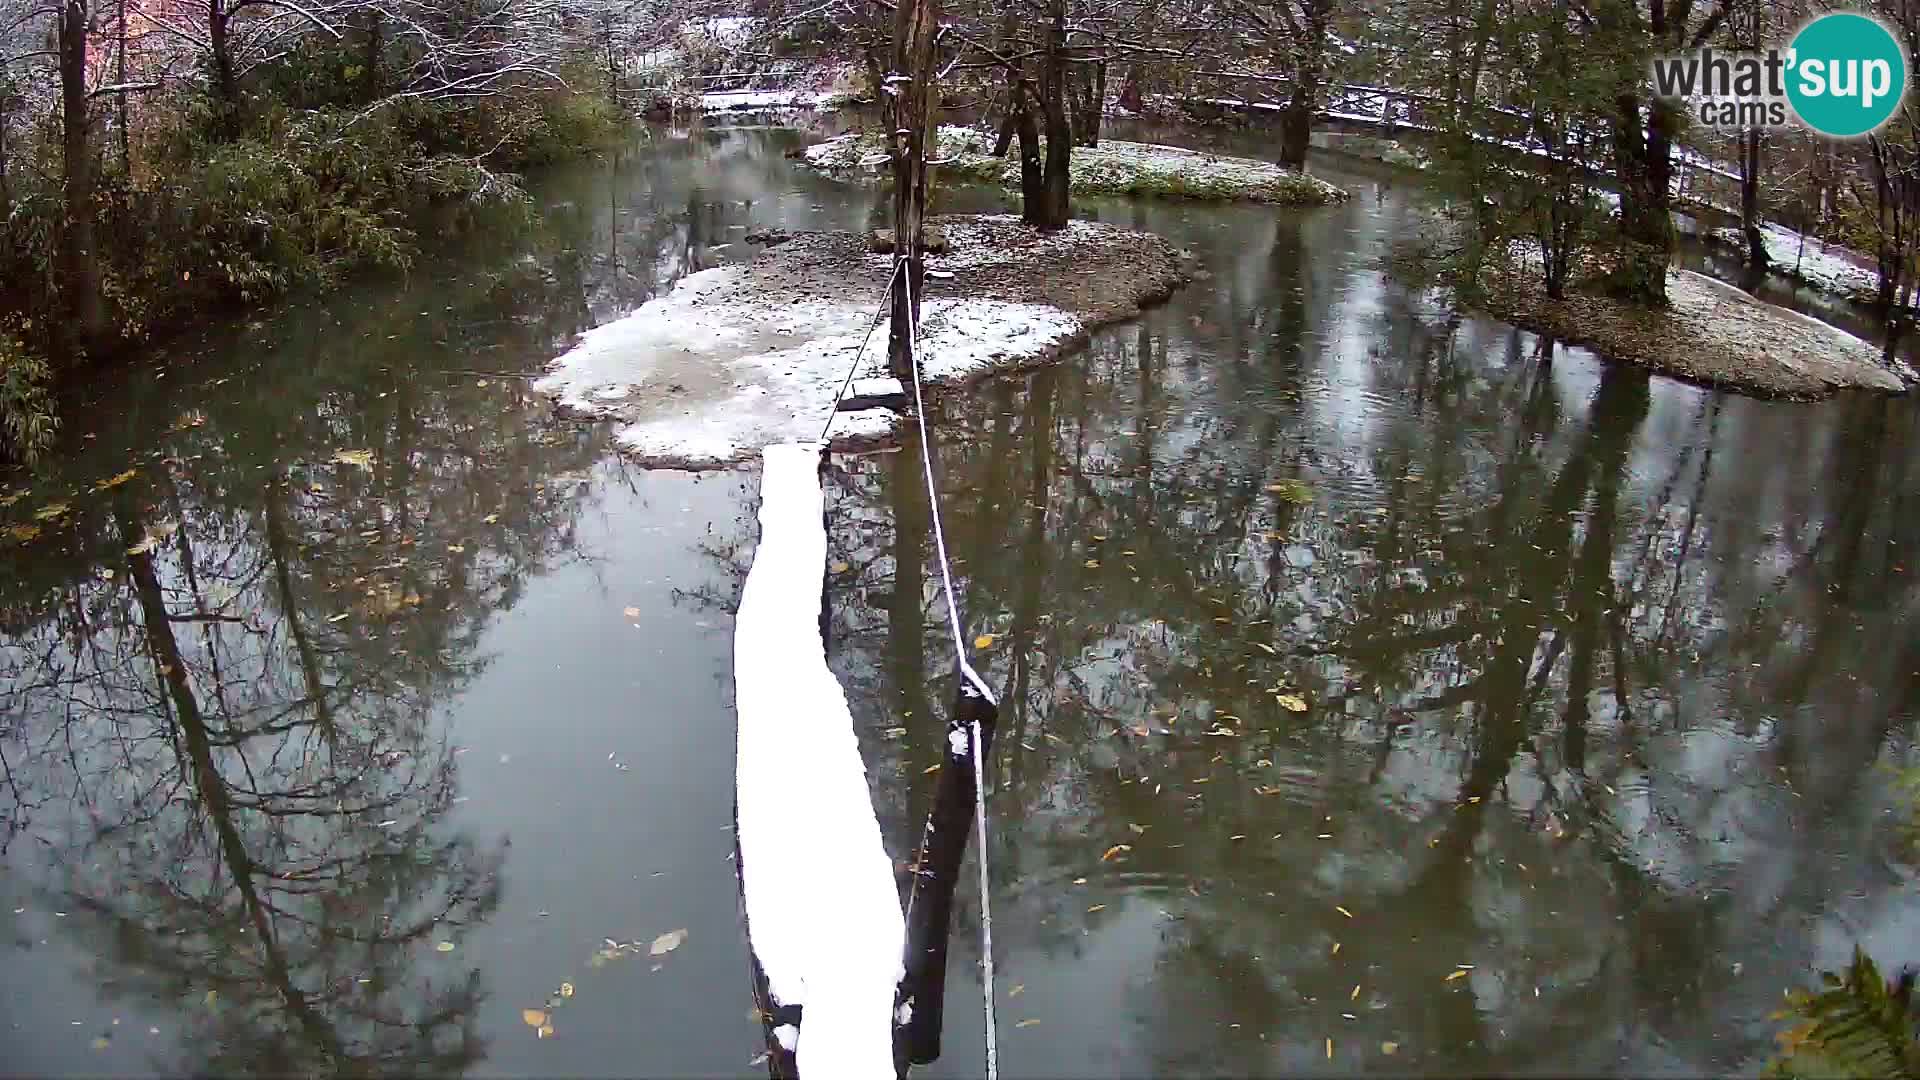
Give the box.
[735,442,904,1079]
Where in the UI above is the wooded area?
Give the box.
[6,0,1920,463]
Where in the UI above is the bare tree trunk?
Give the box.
[1013,76,1043,225]
[885,0,939,380]
[1277,0,1331,171]
[1609,93,1675,306]
[115,0,128,172]
[1090,59,1105,145]
[993,107,1015,157]
[209,0,241,135]
[1740,126,1767,268]
[58,0,104,354]
[1036,0,1072,231]
[361,9,384,102]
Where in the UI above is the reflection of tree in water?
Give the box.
[691,205,1920,1071]
[0,221,615,1072]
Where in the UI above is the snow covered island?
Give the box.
[534,215,1186,467]
[800,126,1350,206]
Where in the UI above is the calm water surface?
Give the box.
[2,122,1916,1077]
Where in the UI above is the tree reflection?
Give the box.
[757,214,1920,1073]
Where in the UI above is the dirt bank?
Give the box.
[1482,267,1909,400]
[535,214,1187,467]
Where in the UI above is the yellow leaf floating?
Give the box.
[1381,1042,1399,1056]
[537,1023,554,1039]
[1100,844,1131,862]
[33,502,69,521]
[559,982,575,999]
[973,634,996,649]
[623,607,641,618]
[650,928,688,956]
[1015,1019,1040,1029]
[435,941,455,952]
[331,449,375,470]
[831,561,850,574]
[522,1009,548,1028]
[1276,694,1308,713]
[91,1037,111,1051]
[94,469,138,491]
[1445,969,1469,982]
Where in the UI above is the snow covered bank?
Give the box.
[534,215,1186,467]
[1709,222,1895,307]
[1481,265,1908,400]
[734,442,903,1078]
[801,127,1349,205]
[698,88,851,113]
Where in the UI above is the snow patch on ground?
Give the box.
[735,443,905,1079]
[1712,222,1892,305]
[801,128,1348,204]
[699,89,845,113]
[533,261,1079,465]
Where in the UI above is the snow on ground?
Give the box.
[735,442,904,1078]
[802,127,1348,204]
[533,261,1077,465]
[1712,221,1892,305]
[698,88,845,113]
[535,217,1184,467]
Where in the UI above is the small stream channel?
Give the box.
[2,120,1916,1076]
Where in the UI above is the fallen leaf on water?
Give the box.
[1087,904,1106,913]
[33,502,70,521]
[91,1037,110,1050]
[1008,984,1025,997]
[1351,984,1361,1001]
[1100,844,1131,861]
[435,941,455,952]
[4,524,40,543]
[923,763,940,774]
[1444,970,1469,982]
[1276,694,1308,713]
[559,982,574,998]
[623,606,641,618]
[1084,559,1100,568]
[95,469,138,491]
[1016,1019,1040,1029]
[650,928,688,956]
[1254,642,1276,654]
[973,634,996,649]
[1326,1037,1333,1059]
[1381,1041,1399,1055]
[0,490,24,508]
[1127,823,1147,835]
[522,1009,548,1028]
[484,513,500,525]
[1335,905,1353,919]
[447,544,465,554]
[537,1023,554,1039]
[831,561,850,573]
[331,449,375,470]
[204,990,217,1007]
[750,1051,770,1066]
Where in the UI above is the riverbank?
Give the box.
[534,213,1186,466]
[799,126,1349,205]
[1481,265,1908,400]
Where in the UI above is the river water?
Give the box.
[2,121,1916,1077]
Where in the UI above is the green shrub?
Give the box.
[0,329,57,464]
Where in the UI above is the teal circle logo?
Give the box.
[1787,12,1907,138]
